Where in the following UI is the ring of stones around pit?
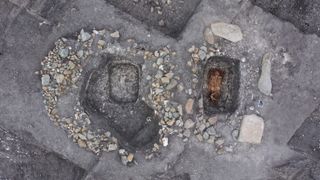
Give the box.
[186,44,241,154]
[40,28,184,164]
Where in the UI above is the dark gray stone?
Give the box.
[272,157,320,180]
[251,0,320,37]
[27,0,74,24]
[0,127,86,180]
[150,172,191,180]
[105,0,201,38]
[288,105,320,159]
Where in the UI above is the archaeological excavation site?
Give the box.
[1,0,320,179]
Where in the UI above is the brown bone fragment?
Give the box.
[208,68,224,104]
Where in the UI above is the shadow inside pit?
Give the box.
[202,56,240,115]
[80,55,160,151]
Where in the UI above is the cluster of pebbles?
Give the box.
[144,47,184,158]
[40,30,120,155]
[118,148,136,166]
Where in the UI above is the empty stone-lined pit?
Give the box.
[105,0,201,37]
[109,63,139,103]
[203,57,240,115]
[81,58,160,151]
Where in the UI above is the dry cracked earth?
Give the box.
[1,0,320,180]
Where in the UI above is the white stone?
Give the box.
[41,74,50,86]
[80,29,91,42]
[55,74,65,84]
[157,57,163,65]
[77,139,86,148]
[77,50,84,58]
[199,123,206,132]
[185,98,194,114]
[154,51,160,57]
[161,77,170,84]
[238,114,264,144]
[184,119,195,129]
[162,137,168,147]
[188,45,195,53]
[108,144,118,151]
[258,53,272,96]
[215,138,224,146]
[165,72,174,79]
[68,61,76,69]
[208,116,218,125]
[110,31,120,38]
[211,22,243,42]
[166,79,178,90]
[97,40,106,46]
[58,48,69,58]
[127,153,134,162]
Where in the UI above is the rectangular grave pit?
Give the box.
[203,57,240,115]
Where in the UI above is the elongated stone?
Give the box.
[258,53,272,96]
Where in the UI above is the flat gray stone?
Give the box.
[41,74,50,86]
[166,79,178,90]
[184,119,195,129]
[210,22,243,42]
[238,114,264,144]
[58,48,69,58]
[110,31,120,38]
[185,99,194,115]
[80,29,91,42]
